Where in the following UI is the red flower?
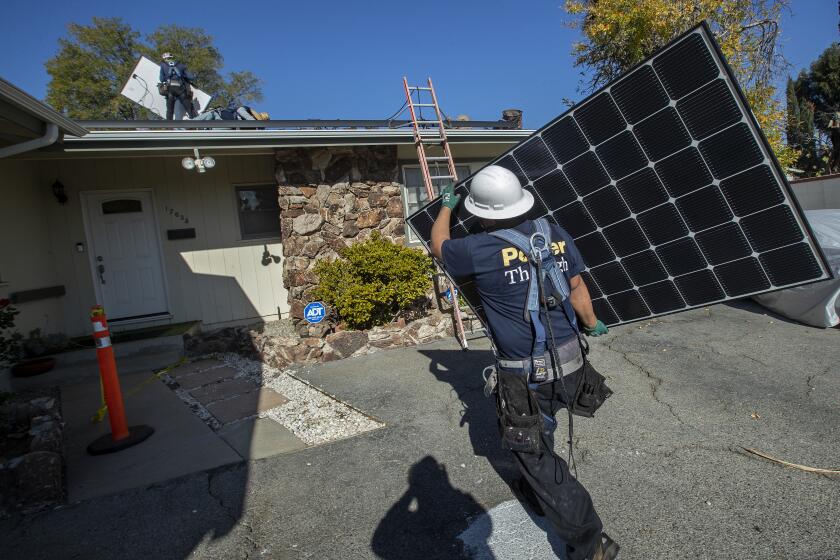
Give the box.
[0,298,10,308]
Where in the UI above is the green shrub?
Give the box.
[312,232,434,329]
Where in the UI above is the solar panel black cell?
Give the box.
[653,33,719,99]
[524,186,550,220]
[677,79,741,140]
[590,261,634,293]
[674,269,725,305]
[637,203,688,245]
[655,147,713,197]
[675,186,733,231]
[581,270,602,298]
[532,170,578,209]
[699,123,764,179]
[595,130,648,179]
[603,218,650,257]
[655,238,707,276]
[563,151,611,196]
[514,136,557,181]
[574,93,626,145]
[639,281,686,313]
[633,107,691,162]
[608,289,651,321]
[621,250,669,286]
[759,243,824,286]
[610,65,670,124]
[583,186,631,227]
[740,205,803,252]
[411,211,434,244]
[694,222,752,265]
[552,202,597,237]
[541,117,590,164]
[591,298,620,326]
[714,257,770,296]
[616,168,669,213]
[719,165,784,217]
[575,232,616,268]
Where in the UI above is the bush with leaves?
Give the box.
[0,299,23,366]
[312,233,434,330]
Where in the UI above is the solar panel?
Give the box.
[407,22,833,327]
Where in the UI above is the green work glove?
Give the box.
[583,319,608,337]
[440,183,461,210]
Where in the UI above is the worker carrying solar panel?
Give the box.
[430,165,619,560]
[158,52,198,120]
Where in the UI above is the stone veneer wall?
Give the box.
[275,146,407,327]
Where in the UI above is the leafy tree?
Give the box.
[564,0,796,168]
[46,17,262,120]
[794,44,840,173]
[786,77,823,176]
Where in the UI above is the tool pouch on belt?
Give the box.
[496,370,543,453]
[572,362,613,418]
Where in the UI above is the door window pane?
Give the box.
[236,185,280,239]
[102,199,142,214]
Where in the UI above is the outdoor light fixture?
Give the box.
[182,148,215,174]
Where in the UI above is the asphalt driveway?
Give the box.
[2,301,838,559]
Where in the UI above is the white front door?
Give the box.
[84,191,169,320]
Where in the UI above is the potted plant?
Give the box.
[0,300,55,377]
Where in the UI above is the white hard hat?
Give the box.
[463,165,534,220]
[162,52,174,60]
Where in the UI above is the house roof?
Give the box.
[58,126,533,153]
[0,77,88,148]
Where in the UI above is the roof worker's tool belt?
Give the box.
[496,368,544,454]
[497,335,582,385]
[573,363,612,418]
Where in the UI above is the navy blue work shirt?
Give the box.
[441,220,584,360]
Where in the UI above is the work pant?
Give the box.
[165,92,196,120]
[496,364,603,560]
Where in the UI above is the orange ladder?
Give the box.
[401,77,469,349]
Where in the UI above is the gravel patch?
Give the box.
[178,353,383,446]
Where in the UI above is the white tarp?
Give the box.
[753,209,840,327]
[120,56,212,119]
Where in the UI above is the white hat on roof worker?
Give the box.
[462,164,534,220]
[161,52,174,61]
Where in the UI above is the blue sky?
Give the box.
[0,1,836,128]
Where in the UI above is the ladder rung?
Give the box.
[410,86,433,91]
[419,139,443,144]
[429,175,455,180]
[425,156,450,161]
[413,103,435,107]
[414,120,440,124]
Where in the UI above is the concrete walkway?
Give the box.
[1,302,839,559]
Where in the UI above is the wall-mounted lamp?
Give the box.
[182,148,215,174]
[52,181,68,204]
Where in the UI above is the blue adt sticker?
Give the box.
[304,301,326,324]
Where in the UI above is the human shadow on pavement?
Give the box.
[371,455,492,560]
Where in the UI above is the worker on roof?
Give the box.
[159,52,198,120]
[195,100,269,121]
[430,165,618,560]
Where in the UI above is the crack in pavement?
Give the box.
[805,364,833,399]
[206,469,259,559]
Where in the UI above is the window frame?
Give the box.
[400,162,484,245]
[233,183,282,241]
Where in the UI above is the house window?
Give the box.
[402,164,472,243]
[102,199,142,214]
[235,185,280,240]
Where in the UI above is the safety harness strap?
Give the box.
[489,218,573,362]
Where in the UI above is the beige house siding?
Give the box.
[1,154,287,337]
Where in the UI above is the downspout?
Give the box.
[0,122,59,158]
